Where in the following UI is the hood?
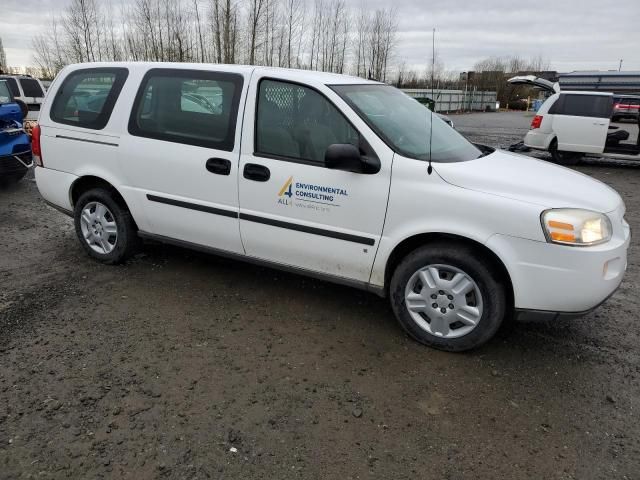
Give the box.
[434,149,622,213]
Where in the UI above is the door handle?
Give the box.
[206,158,232,175]
[243,163,271,182]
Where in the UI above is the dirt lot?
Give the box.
[1,112,639,479]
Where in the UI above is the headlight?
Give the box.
[541,209,612,246]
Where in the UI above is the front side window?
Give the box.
[129,69,243,151]
[19,78,44,98]
[256,79,360,164]
[50,68,128,130]
[332,84,481,162]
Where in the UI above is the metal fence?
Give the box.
[402,88,498,113]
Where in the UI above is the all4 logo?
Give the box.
[277,176,294,205]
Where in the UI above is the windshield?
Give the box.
[0,81,12,104]
[332,84,481,162]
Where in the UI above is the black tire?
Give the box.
[389,243,507,352]
[550,140,581,166]
[611,115,619,123]
[73,188,139,264]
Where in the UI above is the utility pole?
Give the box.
[619,59,623,71]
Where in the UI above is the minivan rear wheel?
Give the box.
[550,140,582,166]
[390,244,506,351]
[74,188,139,264]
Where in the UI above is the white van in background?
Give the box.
[509,75,640,165]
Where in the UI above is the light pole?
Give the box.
[619,59,623,72]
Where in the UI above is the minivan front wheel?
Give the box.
[74,188,138,264]
[390,244,506,351]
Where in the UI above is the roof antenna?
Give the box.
[427,27,435,175]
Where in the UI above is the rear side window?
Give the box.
[50,68,128,130]
[129,68,243,151]
[4,78,20,97]
[550,94,612,118]
[19,78,44,98]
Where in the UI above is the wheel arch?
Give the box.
[383,232,514,309]
[545,134,557,150]
[69,175,138,229]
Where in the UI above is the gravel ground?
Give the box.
[1,112,640,479]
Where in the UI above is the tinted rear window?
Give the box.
[19,78,44,97]
[550,94,612,118]
[50,68,128,130]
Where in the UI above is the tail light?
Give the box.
[530,115,543,129]
[31,124,43,167]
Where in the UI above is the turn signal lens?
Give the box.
[550,232,576,242]
[542,209,612,246]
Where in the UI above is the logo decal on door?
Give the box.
[277,176,349,212]
[278,176,294,200]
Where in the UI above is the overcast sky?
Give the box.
[2,0,639,72]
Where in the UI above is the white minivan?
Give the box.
[509,75,640,164]
[34,63,630,351]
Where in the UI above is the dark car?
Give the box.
[0,79,32,185]
[612,95,640,122]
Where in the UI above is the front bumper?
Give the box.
[487,225,630,314]
[514,290,616,321]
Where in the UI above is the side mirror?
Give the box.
[324,144,380,174]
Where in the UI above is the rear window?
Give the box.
[550,94,612,118]
[128,68,243,151]
[19,78,44,98]
[50,68,128,130]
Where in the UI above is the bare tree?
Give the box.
[193,0,206,62]
[366,8,397,81]
[29,0,409,81]
[247,0,266,65]
[283,0,303,68]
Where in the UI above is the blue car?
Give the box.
[0,79,32,185]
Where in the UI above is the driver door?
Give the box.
[237,76,392,283]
